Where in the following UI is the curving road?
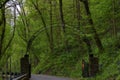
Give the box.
[30,74,74,80]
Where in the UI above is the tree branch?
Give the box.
[0,0,10,9]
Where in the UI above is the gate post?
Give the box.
[89,54,99,77]
[82,59,89,77]
[20,54,31,78]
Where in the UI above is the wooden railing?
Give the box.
[13,74,27,80]
[0,72,23,79]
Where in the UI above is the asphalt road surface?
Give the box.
[30,74,73,80]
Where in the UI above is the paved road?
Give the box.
[30,74,73,80]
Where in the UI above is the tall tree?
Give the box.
[59,0,68,51]
[0,5,6,57]
[80,0,104,52]
[31,0,51,52]
[49,0,54,53]
[0,0,15,58]
[112,0,117,37]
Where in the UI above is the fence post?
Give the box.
[89,54,99,77]
[82,59,89,77]
[20,54,31,78]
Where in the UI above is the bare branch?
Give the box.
[0,0,10,9]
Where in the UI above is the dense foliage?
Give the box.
[0,0,120,79]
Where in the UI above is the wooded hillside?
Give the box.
[0,0,120,80]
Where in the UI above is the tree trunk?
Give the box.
[76,0,80,29]
[0,6,6,58]
[49,0,54,53]
[112,0,117,37]
[81,0,104,52]
[59,0,68,52]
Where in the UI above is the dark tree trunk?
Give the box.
[49,0,54,53]
[59,0,68,52]
[80,0,104,52]
[83,37,92,53]
[112,0,117,37]
[59,0,66,33]
[0,6,6,57]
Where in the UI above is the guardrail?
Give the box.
[0,72,23,79]
[13,74,27,80]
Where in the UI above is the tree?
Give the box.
[59,0,69,52]
[0,0,16,58]
[112,0,117,37]
[49,0,54,53]
[80,0,104,52]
